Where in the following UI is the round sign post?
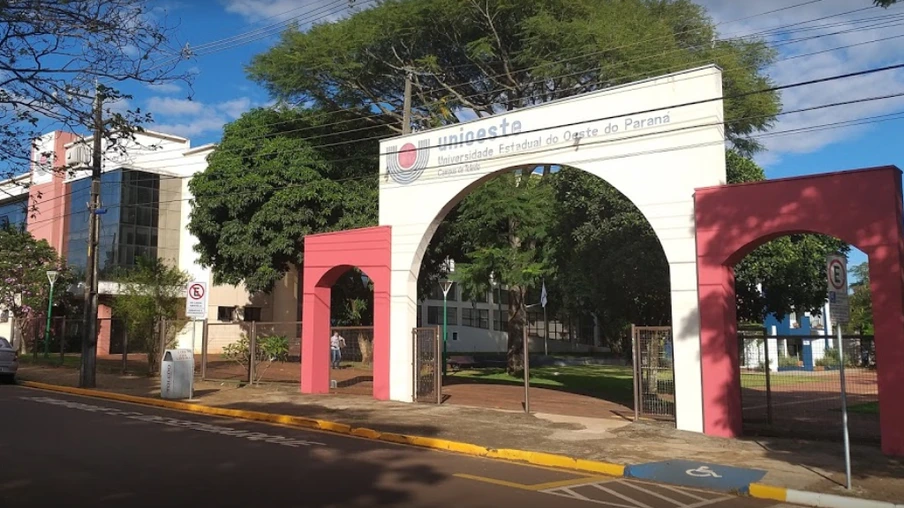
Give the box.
[828,258,846,292]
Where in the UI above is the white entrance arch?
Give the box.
[378,65,726,433]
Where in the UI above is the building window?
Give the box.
[462,308,489,329]
[493,289,510,306]
[243,306,261,322]
[427,305,457,326]
[494,310,508,332]
[0,196,28,230]
[217,306,235,322]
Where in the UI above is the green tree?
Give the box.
[248,0,778,154]
[110,257,190,375]
[0,0,191,184]
[848,262,873,334]
[447,170,556,373]
[187,107,389,293]
[0,225,76,351]
[547,166,669,353]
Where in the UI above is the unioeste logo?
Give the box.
[385,139,429,185]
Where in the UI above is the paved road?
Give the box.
[0,385,797,508]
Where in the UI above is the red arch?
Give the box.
[694,166,904,456]
[301,226,392,400]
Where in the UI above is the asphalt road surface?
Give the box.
[0,385,799,508]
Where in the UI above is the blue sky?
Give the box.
[114,0,904,271]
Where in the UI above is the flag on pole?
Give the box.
[540,281,548,308]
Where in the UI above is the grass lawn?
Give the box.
[739,373,825,389]
[18,353,150,375]
[843,401,879,414]
[449,363,830,405]
[449,364,635,405]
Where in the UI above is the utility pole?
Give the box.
[79,83,103,389]
[402,70,413,134]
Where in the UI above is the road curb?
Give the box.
[17,381,624,476]
[748,483,903,508]
[17,380,899,507]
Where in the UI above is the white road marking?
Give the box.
[542,480,736,508]
[592,483,655,508]
[544,488,637,508]
[619,480,687,506]
[656,484,708,502]
[21,396,326,448]
[684,496,736,508]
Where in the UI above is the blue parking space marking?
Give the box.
[624,460,766,493]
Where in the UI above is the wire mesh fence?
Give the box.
[10,316,149,374]
[632,325,675,420]
[329,326,374,395]
[413,326,440,403]
[739,330,879,444]
[201,321,302,384]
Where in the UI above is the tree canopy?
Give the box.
[0,225,75,349]
[111,257,190,374]
[212,0,846,363]
[187,107,389,293]
[848,262,873,334]
[248,0,779,155]
[0,0,190,184]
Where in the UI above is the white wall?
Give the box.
[379,65,727,434]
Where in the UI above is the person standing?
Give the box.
[330,331,346,369]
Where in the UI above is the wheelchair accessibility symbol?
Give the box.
[685,466,722,478]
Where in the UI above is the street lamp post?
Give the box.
[439,257,455,377]
[440,277,453,377]
[490,272,503,335]
[44,270,59,359]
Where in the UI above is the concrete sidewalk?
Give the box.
[14,365,904,504]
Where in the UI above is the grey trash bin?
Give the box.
[161,348,194,400]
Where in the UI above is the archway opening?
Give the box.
[415,164,673,420]
[731,238,879,445]
[328,267,375,396]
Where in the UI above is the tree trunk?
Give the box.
[506,286,527,375]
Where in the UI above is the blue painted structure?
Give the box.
[625,459,767,493]
[763,310,831,372]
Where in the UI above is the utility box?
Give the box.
[161,349,194,400]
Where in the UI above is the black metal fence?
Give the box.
[413,326,441,403]
[631,325,676,421]
[738,328,879,444]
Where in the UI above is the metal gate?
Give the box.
[412,326,441,403]
[632,325,676,421]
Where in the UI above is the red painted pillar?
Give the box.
[698,259,742,438]
[301,285,331,394]
[868,243,904,456]
[372,282,390,401]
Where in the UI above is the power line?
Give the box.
[149,0,852,137]
[19,86,904,231]
[11,44,904,219]
[59,23,904,171]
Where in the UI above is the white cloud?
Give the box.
[217,97,253,119]
[147,97,205,116]
[149,96,258,138]
[222,0,362,25]
[695,0,904,164]
[146,82,182,94]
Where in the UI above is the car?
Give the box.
[0,337,17,383]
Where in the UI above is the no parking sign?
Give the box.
[185,281,208,319]
[826,254,850,324]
